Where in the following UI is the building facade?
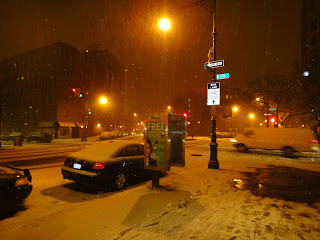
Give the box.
[0,42,124,138]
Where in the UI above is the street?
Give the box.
[0,136,320,239]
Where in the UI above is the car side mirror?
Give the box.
[24,169,32,182]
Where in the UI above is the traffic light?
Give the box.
[72,88,81,97]
[183,113,187,118]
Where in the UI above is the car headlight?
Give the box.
[15,177,29,187]
[230,138,237,143]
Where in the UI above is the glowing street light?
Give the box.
[249,114,255,119]
[134,113,137,117]
[99,97,107,105]
[167,106,171,110]
[232,106,238,112]
[159,18,171,31]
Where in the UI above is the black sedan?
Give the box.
[0,166,32,216]
[61,140,149,190]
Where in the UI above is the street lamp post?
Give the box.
[208,0,219,169]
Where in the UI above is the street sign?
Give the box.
[204,60,224,70]
[216,73,229,80]
[268,108,277,111]
[207,82,220,106]
[264,113,272,116]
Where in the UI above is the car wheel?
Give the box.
[237,144,248,153]
[283,146,294,158]
[113,172,126,190]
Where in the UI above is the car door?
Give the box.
[123,145,144,176]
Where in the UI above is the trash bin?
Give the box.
[14,136,23,146]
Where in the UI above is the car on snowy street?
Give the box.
[231,127,319,157]
[0,166,32,215]
[3,132,24,141]
[61,140,150,190]
[25,132,53,143]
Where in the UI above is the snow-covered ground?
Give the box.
[0,143,319,240]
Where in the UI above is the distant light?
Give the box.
[198,121,201,124]
[86,49,89,53]
[249,114,254,119]
[134,113,137,117]
[302,124,305,128]
[29,105,32,109]
[256,98,260,101]
[260,123,263,126]
[97,124,101,127]
[270,118,275,123]
[232,106,238,112]
[303,71,309,77]
[89,111,92,114]
[168,106,171,110]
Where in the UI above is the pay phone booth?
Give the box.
[144,114,185,188]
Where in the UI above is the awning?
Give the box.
[75,122,84,127]
[57,122,77,128]
[38,121,55,128]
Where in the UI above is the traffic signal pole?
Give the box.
[208,0,219,169]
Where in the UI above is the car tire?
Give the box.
[113,171,126,190]
[237,144,248,153]
[283,146,294,158]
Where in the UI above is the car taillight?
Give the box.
[93,162,105,170]
[310,140,319,144]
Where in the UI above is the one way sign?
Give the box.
[204,60,224,73]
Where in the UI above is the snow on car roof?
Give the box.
[68,140,142,162]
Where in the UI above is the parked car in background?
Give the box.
[0,166,32,216]
[26,132,53,143]
[231,127,319,157]
[99,130,123,141]
[0,132,9,140]
[3,132,24,141]
[61,140,150,190]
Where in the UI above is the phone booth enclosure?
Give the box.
[144,114,185,171]
[168,114,185,167]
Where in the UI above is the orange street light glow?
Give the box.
[99,97,107,104]
[159,18,171,31]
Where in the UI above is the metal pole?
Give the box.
[208,0,219,169]
[84,95,88,142]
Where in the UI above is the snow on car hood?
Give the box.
[0,166,23,179]
[68,140,140,162]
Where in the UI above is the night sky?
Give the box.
[0,0,301,114]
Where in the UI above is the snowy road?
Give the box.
[1,139,320,240]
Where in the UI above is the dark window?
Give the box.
[124,146,138,157]
[117,149,125,157]
[137,145,144,155]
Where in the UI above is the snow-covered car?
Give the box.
[0,166,32,215]
[26,132,53,143]
[3,132,24,141]
[61,140,150,190]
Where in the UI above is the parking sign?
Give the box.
[207,82,220,106]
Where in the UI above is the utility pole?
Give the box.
[208,0,219,169]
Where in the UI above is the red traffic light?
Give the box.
[183,113,187,117]
[72,88,76,92]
